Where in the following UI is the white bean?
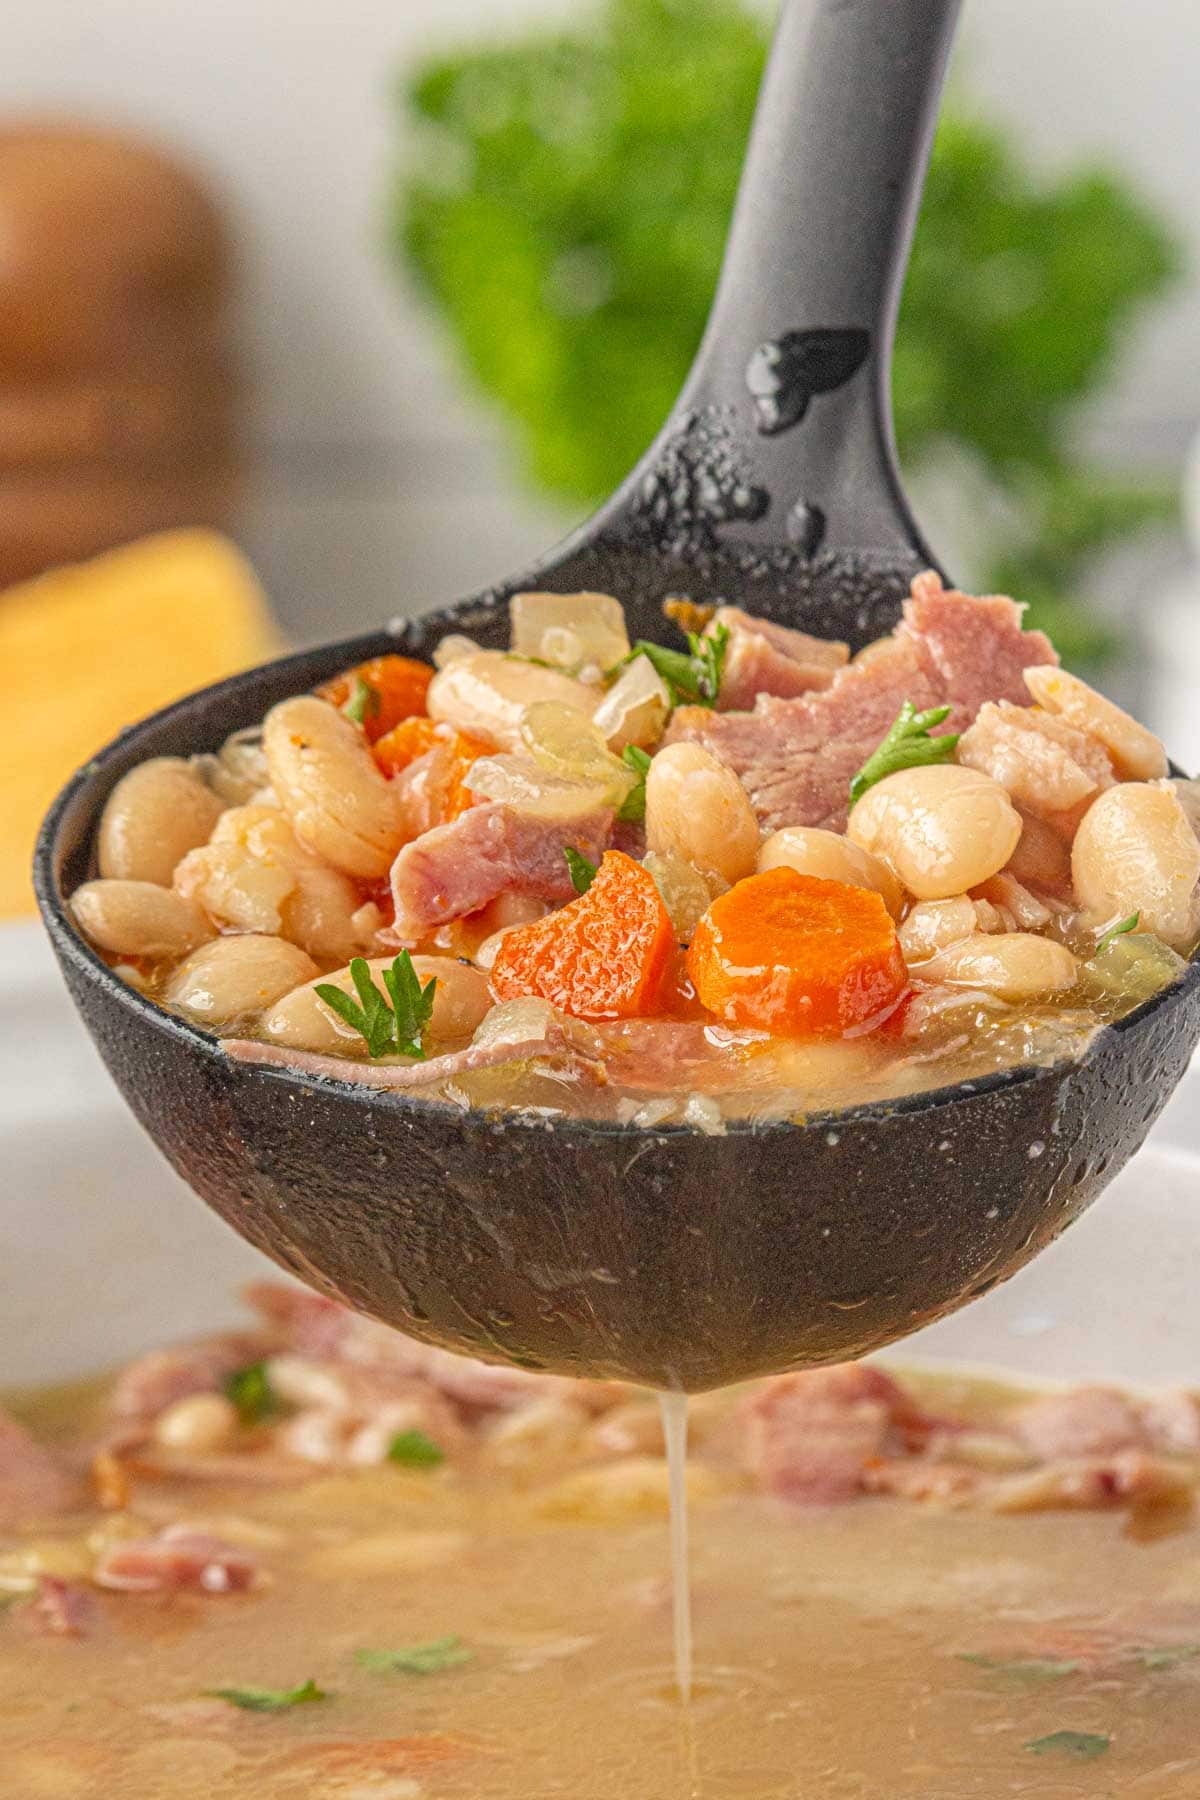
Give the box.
[1025,664,1167,781]
[98,758,224,886]
[153,1393,238,1453]
[644,742,760,886]
[1071,781,1200,949]
[898,896,980,962]
[916,932,1079,1001]
[164,934,318,1027]
[425,651,597,751]
[71,880,214,958]
[280,865,363,963]
[263,696,408,878]
[846,764,1021,901]
[262,954,490,1055]
[757,825,903,918]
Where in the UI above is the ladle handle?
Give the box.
[671,0,961,556]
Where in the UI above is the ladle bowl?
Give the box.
[34,0,1200,1391]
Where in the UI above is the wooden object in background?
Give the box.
[0,124,241,585]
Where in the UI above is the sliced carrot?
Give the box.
[372,714,439,775]
[686,867,907,1036]
[491,850,675,1021]
[318,654,433,742]
[441,730,493,820]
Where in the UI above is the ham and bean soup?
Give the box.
[5,1283,1200,1797]
[72,573,1197,1122]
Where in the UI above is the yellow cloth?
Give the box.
[0,529,279,917]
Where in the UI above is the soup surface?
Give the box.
[69,571,1198,1125]
[4,1285,1200,1798]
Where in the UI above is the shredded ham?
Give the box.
[667,574,1057,832]
[94,1524,257,1594]
[219,1010,606,1090]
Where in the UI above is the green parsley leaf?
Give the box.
[565,847,598,894]
[958,1653,1081,1682]
[315,953,438,1061]
[1133,1643,1200,1669]
[616,746,652,823]
[343,675,381,726]
[387,1429,445,1469]
[1024,1730,1110,1761]
[624,622,729,710]
[355,1636,472,1676]
[1096,911,1140,954]
[223,1361,280,1426]
[382,952,440,1061]
[848,701,960,809]
[206,1679,328,1713]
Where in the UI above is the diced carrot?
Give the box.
[441,730,493,820]
[491,850,676,1021]
[686,868,908,1036]
[372,714,440,776]
[318,654,433,742]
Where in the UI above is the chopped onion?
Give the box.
[592,655,671,752]
[510,591,630,671]
[464,755,610,820]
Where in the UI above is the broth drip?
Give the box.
[658,1389,693,1703]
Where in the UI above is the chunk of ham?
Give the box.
[0,1406,80,1526]
[1010,1386,1148,1461]
[709,606,849,710]
[957,700,1114,837]
[667,573,1057,832]
[107,1331,275,1426]
[244,1282,618,1417]
[740,1364,942,1502]
[94,1524,257,1594]
[26,1575,94,1637]
[389,801,611,940]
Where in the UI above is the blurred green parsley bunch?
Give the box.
[395,0,1180,665]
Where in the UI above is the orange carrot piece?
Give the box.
[686,868,907,1036]
[318,654,432,742]
[491,850,675,1021]
[372,714,439,776]
[441,730,493,820]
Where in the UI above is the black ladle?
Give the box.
[35,0,1200,1393]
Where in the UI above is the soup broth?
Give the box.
[4,1331,1200,1798]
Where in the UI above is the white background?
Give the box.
[0,0,1196,639]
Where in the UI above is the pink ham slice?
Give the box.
[668,573,1057,832]
[1010,1386,1149,1462]
[221,1017,602,1092]
[108,1331,275,1426]
[709,606,849,710]
[26,1575,94,1637]
[0,1406,80,1526]
[389,802,612,941]
[243,1282,617,1417]
[94,1524,257,1594]
[740,1364,924,1502]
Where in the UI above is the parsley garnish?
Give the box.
[848,701,960,809]
[315,953,438,1060]
[355,1636,472,1676]
[387,1429,445,1469]
[1096,911,1140,954]
[616,746,652,823]
[1133,1643,1200,1669]
[564,847,598,894]
[623,623,729,709]
[223,1361,280,1426]
[206,1679,328,1713]
[958,1653,1080,1682]
[1024,1730,1110,1761]
[343,675,381,726]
